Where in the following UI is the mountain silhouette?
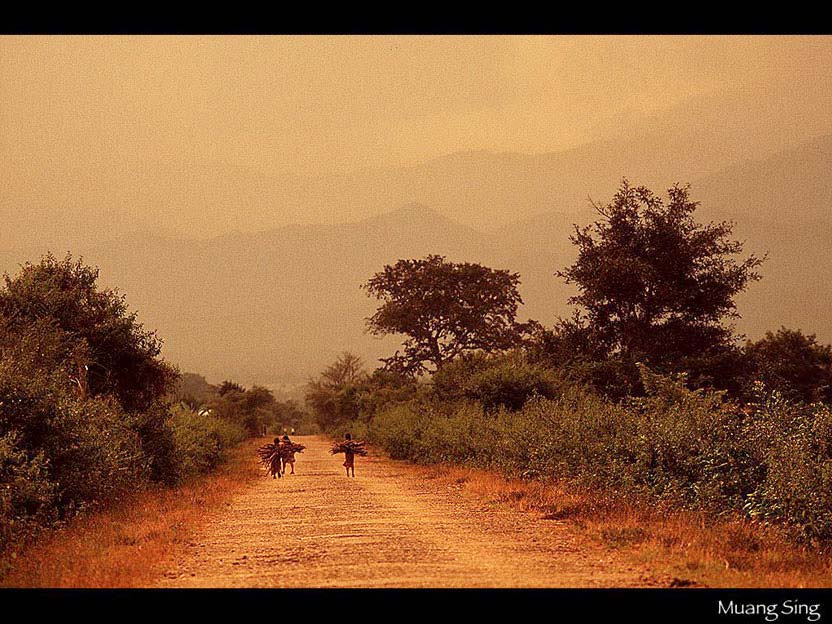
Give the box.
[2,134,830,391]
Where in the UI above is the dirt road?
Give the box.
[156,435,656,588]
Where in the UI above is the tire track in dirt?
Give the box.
[155,435,658,587]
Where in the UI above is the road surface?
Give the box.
[156,435,658,587]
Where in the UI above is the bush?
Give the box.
[208,383,299,437]
[742,388,832,541]
[622,367,758,509]
[128,402,179,485]
[0,357,146,552]
[170,405,246,480]
[0,432,56,552]
[558,357,643,402]
[357,369,422,419]
[0,253,177,414]
[0,255,254,564]
[305,352,367,431]
[432,353,563,411]
[48,396,147,510]
[362,365,832,544]
[744,328,832,404]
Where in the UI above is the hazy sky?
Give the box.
[2,36,832,245]
[3,36,832,383]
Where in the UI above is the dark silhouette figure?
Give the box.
[343,433,355,477]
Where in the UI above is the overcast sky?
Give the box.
[2,36,831,244]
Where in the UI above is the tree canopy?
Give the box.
[0,253,183,503]
[557,180,763,370]
[0,253,177,412]
[305,352,367,430]
[363,255,524,374]
[745,327,832,404]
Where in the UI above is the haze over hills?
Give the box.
[694,133,832,227]
[2,205,513,390]
[2,132,831,392]
[4,84,829,249]
[693,134,832,351]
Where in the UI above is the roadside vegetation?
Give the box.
[307,180,832,555]
[4,178,831,586]
[0,439,261,588]
[0,254,312,577]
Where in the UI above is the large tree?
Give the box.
[305,352,367,430]
[0,253,177,412]
[745,327,832,404]
[558,180,763,372]
[0,253,180,483]
[363,255,524,374]
[207,382,280,436]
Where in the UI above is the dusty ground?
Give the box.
[155,435,662,588]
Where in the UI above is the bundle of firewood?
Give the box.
[280,442,306,457]
[329,440,368,456]
[257,443,282,477]
[257,443,276,463]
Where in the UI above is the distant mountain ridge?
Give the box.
[2,134,830,389]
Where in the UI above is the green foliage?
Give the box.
[355,368,423,420]
[339,181,829,545]
[0,351,146,552]
[556,180,763,384]
[270,400,314,434]
[305,352,368,430]
[129,402,179,485]
[0,253,178,412]
[207,383,280,436]
[0,432,56,551]
[362,365,832,543]
[534,329,754,402]
[169,405,246,479]
[172,373,307,437]
[363,255,524,374]
[744,328,832,404]
[0,255,253,558]
[741,387,832,542]
[623,366,759,509]
[432,352,564,411]
[306,353,428,433]
[0,254,180,486]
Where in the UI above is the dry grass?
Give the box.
[414,464,832,588]
[0,438,263,588]
[6,435,830,588]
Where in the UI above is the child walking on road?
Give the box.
[269,436,283,479]
[281,434,296,475]
[342,433,355,477]
[257,436,304,480]
[330,433,367,477]
[256,437,283,479]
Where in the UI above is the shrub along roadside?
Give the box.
[0,396,250,569]
[169,405,247,480]
[0,361,147,555]
[345,367,832,545]
[0,438,262,588]
[0,254,257,567]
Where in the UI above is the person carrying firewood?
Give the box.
[257,437,293,480]
[281,434,297,475]
[267,436,283,479]
[342,433,356,477]
[329,434,366,476]
[274,436,285,479]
